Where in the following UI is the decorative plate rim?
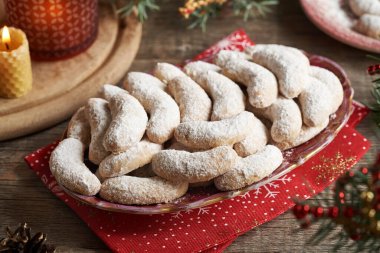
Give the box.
[299,0,380,54]
[58,53,354,215]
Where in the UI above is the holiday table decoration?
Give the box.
[111,0,277,31]
[0,5,142,141]
[0,26,32,98]
[4,0,99,60]
[24,30,372,252]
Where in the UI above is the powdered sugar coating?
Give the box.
[126,72,166,90]
[349,0,380,16]
[250,97,302,143]
[168,75,212,122]
[85,98,111,165]
[299,77,333,127]
[214,145,283,191]
[274,119,329,150]
[354,14,380,40]
[214,50,278,108]
[99,139,162,178]
[67,107,91,147]
[174,111,256,149]
[152,146,238,183]
[245,44,310,98]
[103,92,148,152]
[101,84,128,101]
[233,116,269,157]
[310,66,343,113]
[125,72,180,144]
[184,62,246,121]
[49,138,101,196]
[100,176,188,205]
[184,61,221,74]
[153,62,187,84]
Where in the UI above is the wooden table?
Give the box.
[0,0,378,252]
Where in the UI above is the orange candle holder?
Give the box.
[4,0,99,61]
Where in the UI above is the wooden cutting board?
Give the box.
[0,5,142,141]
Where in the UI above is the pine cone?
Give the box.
[0,223,55,253]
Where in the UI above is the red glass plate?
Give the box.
[300,0,380,53]
[59,53,353,214]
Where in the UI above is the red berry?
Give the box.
[312,207,324,218]
[361,167,369,174]
[328,207,339,218]
[343,207,355,217]
[293,204,307,219]
[350,234,361,241]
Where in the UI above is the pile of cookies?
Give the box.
[350,0,380,39]
[49,44,344,205]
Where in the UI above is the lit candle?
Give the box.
[0,26,32,98]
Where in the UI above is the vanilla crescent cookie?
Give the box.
[184,61,245,121]
[101,84,128,101]
[310,66,343,113]
[125,72,181,144]
[274,119,329,150]
[98,139,162,178]
[126,72,166,90]
[168,75,212,122]
[100,176,188,205]
[174,111,256,149]
[245,44,310,98]
[152,146,238,183]
[299,77,333,127]
[85,98,111,165]
[214,50,278,108]
[233,116,269,157]
[184,61,221,73]
[153,62,187,84]
[103,92,148,152]
[67,107,91,147]
[354,14,380,40]
[214,145,283,191]
[50,138,101,196]
[349,0,380,17]
[250,97,302,143]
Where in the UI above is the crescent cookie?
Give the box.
[49,138,101,196]
[245,44,310,98]
[103,92,148,152]
[183,61,221,73]
[214,50,278,108]
[168,75,212,122]
[184,61,246,121]
[349,0,380,16]
[299,77,333,127]
[354,14,380,40]
[67,106,91,147]
[274,119,329,150]
[214,145,283,191]
[153,62,187,84]
[174,111,256,149]
[250,97,302,143]
[85,98,111,165]
[101,84,128,101]
[126,71,166,90]
[98,139,162,178]
[152,146,238,183]
[310,66,343,113]
[233,116,269,157]
[125,72,181,144]
[100,176,189,205]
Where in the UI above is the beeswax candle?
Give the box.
[0,26,32,98]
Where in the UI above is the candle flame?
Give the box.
[2,26,11,46]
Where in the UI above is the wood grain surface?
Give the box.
[0,0,378,252]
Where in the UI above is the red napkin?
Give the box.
[25,30,371,253]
